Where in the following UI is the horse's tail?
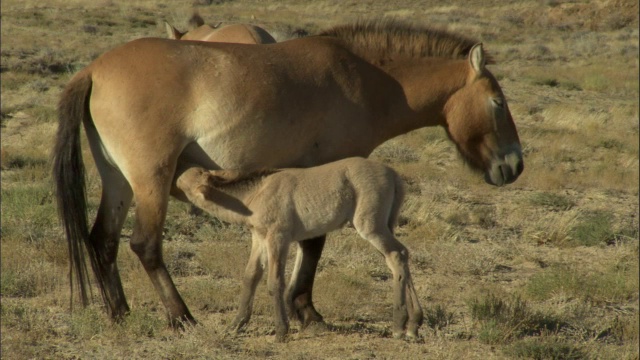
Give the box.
[388,171,406,232]
[52,70,94,309]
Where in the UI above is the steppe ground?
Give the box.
[1,0,638,359]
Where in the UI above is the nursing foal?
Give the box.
[174,157,423,342]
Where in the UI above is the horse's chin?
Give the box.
[484,152,524,187]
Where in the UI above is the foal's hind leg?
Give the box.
[266,233,291,342]
[357,227,423,339]
[229,232,266,332]
[129,174,196,328]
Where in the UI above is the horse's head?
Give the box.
[443,43,523,186]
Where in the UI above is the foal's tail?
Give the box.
[52,70,95,308]
[388,172,406,232]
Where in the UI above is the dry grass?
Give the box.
[1,0,638,359]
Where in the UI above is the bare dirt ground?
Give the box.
[1,1,638,359]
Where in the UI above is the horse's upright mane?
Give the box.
[317,19,494,63]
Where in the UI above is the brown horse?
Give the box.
[53,20,523,330]
[176,157,421,341]
[164,13,276,44]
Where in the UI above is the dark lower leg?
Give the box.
[130,200,196,329]
[88,191,132,321]
[285,236,326,327]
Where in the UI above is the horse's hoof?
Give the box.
[302,320,328,335]
[405,333,423,343]
[169,316,198,331]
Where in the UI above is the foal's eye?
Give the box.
[491,98,504,108]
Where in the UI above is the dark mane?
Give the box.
[317,19,494,63]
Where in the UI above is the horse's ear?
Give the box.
[469,43,486,74]
[165,21,184,40]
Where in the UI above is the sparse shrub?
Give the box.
[526,264,638,305]
[470,293,565,344]
[1,184,58,243]
[69,306,110,339]
[121,309,165,338]
[424,304,455,331]
[166,250,208,277]
[582,74,610,92]
[534,78,560,87]
[0,302,40,332]
[609,313,640,345]
[598,138,625,151]
[1,269,37,298]
[1,153,48,170]
[528,192,575,211]
[506,337,585,360]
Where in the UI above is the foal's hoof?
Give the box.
[226,318,248,334]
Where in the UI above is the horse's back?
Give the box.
[82,37,398,172]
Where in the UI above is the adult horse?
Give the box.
[53,20,524,330]
[164,13,276,44]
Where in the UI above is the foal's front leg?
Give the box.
[266,234,291,342]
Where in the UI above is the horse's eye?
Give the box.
[492,98,504,108]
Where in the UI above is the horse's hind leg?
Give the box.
[85,126,133,320]
[229,232,266,332]
[129,174,196,328]
[89,167,133,320]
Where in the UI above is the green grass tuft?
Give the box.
[424,304,456,331]
[570,210,615,246]
[469,293,565,345]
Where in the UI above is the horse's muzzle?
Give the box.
[484,147,524,187]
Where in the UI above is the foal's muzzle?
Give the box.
[484,146,524,187]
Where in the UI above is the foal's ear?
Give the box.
[165,21,184,40]
[469,43,486,74]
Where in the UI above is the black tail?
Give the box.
[52,71,94,308]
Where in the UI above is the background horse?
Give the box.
[165,13,276,44]
[176,157,422,341]
[53,20,523,329]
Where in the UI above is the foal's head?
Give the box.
[443,44,523,186]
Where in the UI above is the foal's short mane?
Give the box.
[318,19,494,63]
[210,169,281,188]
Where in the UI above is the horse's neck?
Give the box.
[374,58,467,142]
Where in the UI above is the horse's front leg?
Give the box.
[285,236,326,329]
[266,234,291,342]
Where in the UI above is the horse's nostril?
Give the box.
[516,159,524,176]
